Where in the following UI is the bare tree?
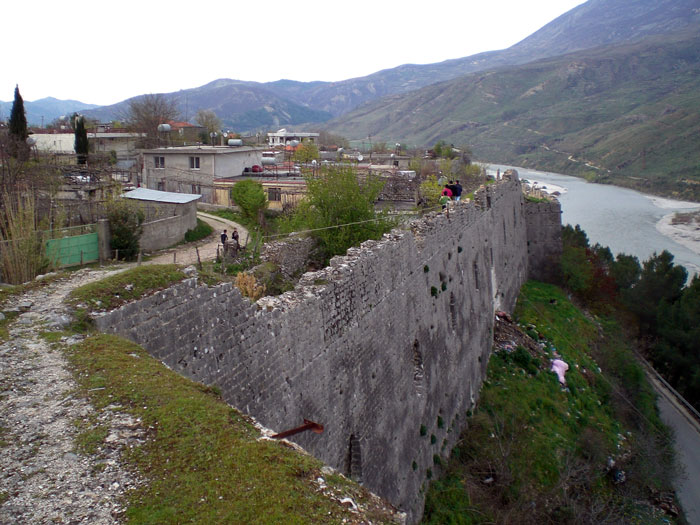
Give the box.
[195,109,222,138]
[126,93,179,148]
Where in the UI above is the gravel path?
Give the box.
[0,214,249,524]
[0,268,146,524]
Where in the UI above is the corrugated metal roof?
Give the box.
[122,188,201,204]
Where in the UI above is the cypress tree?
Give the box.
[74,115,89,164]
[8,85,30,160]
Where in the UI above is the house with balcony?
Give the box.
[139,145,264,204]
[267,129,319,148]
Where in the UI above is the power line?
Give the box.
[261,204,446,242]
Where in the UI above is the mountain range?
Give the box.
[4,0,699,198]
[325,28,700,199]
[72,0,698,129]
[0,97,99,128]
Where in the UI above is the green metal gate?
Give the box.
[45,228,99,268]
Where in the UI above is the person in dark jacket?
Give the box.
[454,180,463,202]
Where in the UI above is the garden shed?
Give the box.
[122,188,201,252]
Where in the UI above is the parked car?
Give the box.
[251,165,263,173]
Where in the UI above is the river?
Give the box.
[487,165,700,276]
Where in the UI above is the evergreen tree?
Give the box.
[74,115,89,165]
[8,85,30,160]
[623,250,687,334]
[653,275,700,408]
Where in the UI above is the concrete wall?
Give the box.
[94,175,560,522]
[33,133,74,153]
[138,200,198,252]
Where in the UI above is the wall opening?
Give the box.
[449,293,457,332]
[412,339,425,395]
[473,262,480,290]
[345,434,363,482]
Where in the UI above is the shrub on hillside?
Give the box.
[231,180,267,223]
[105,198,144,260]
[279,166,396,263]
[184,219,213,243]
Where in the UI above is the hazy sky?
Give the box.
[3,0,587,106]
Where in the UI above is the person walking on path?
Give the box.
[439,193,451,210]
[145,212,249,266]
[221,229,228,245]
[454,180,463,202]
[441,185,453,199]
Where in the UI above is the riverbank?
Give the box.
[656,210,700,260]
[487,164,700,274]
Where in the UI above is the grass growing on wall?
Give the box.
[423,281,679,524]
[67,264,186,313]
[63,334,396,524]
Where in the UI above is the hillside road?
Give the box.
[649,372,700,524]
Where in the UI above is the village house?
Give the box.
[166,121,206,143]
[214,176,306,210]
[31,130,143,159]
[267,129,319,148]
[139,145,264,204]
[122,188,201,252]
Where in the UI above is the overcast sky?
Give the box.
[3,0,587,106]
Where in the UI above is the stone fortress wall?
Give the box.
[95,172,562,523]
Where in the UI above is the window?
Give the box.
[268,187,282,201]
[189,156,200,170]
[191,184,200,194]
[154,156,165,169]
[157,181,165,191]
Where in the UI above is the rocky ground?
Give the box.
[0,268,144,524]
[0,215,247,524]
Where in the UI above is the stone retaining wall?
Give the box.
[261,236,317,278]
[95,174,560,523]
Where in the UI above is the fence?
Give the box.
[45,228,99,267]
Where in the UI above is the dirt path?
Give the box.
[0,267,142,524]
[145,212,249,266]
[0,212,252,523]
